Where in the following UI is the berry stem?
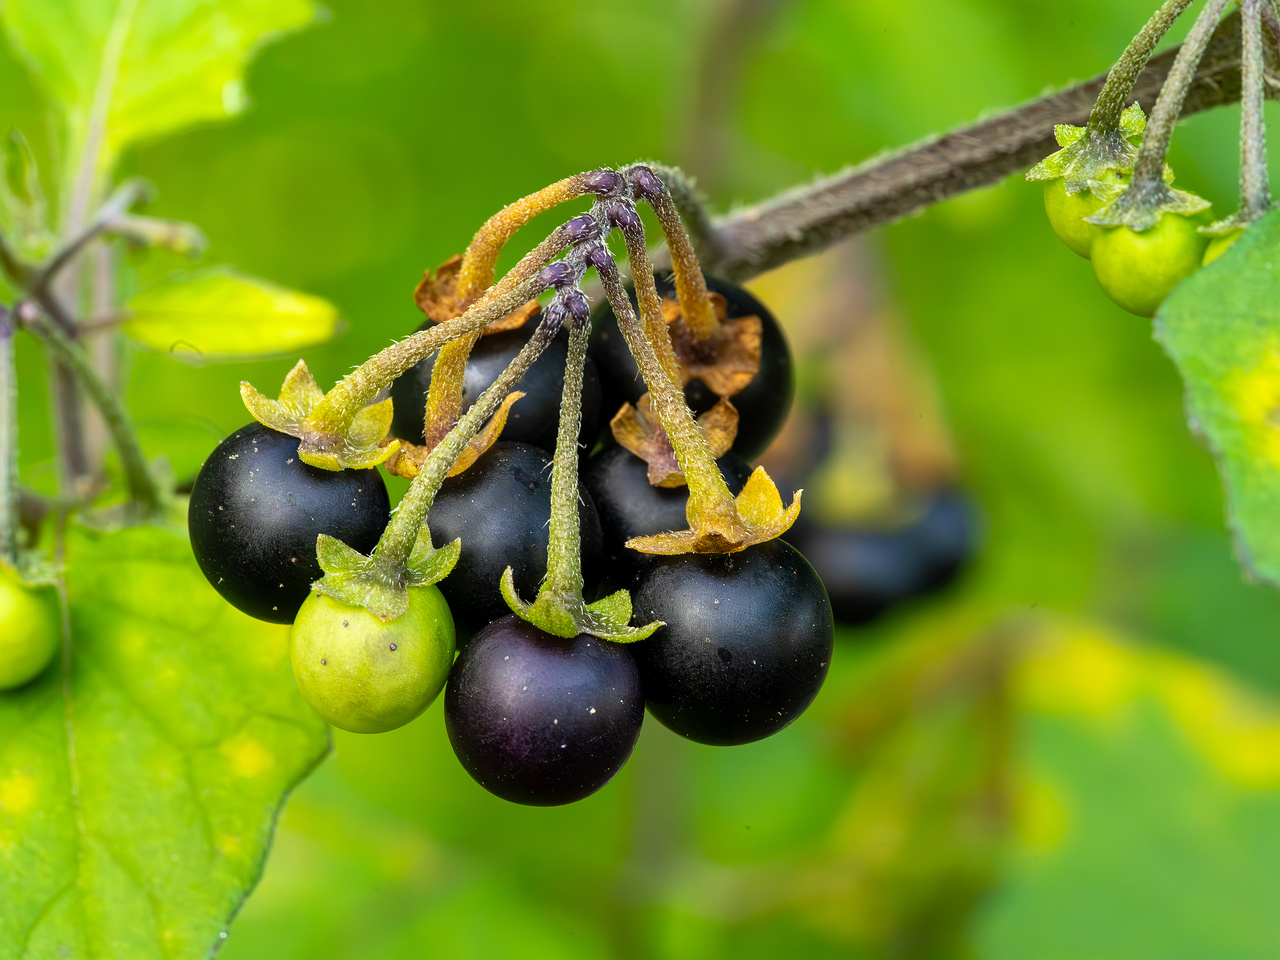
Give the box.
[0,306,18,563]
[1130,0,1234,193]
[1241,0,1272,222]
[302,227,572,439]
[533,303,591,609]
[16,301,161,515]
[613,201,683,387]
[366,308,564,580]
[626,165,720,339]
[1087,0,1195,134]
[420,174,606,449]
[641,163,720,264]
[593,241,744,542]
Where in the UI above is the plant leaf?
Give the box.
[0,525,328,958]
[0,0,317,186]
[122,267,341,359]
[1155,209,1280,587]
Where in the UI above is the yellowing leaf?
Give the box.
[123,267,340,359]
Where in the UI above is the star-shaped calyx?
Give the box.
[240,360,400,471]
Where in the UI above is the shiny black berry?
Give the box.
[785,491,978,625]
[389,318,603,452]
[630,539,833,746]
[427,442,605,633]
[444,615,644,805]
[582,444,754,582]
[188,423,391,623]
[589,274,794,459]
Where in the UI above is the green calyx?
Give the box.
[1086,178,1211,232]
[499,568,662,643]
[311,531,461,622]
[1027,103,1147,194]
[240,360,399,471]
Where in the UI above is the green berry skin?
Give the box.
[1044,178,1107,259]
[290,586,455,733]
[1091,213,1209,318]
[1203,229,1242,266]
[0,570,60,691]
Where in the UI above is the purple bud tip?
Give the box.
[563,214,596,241]
[583,170,623,195]
[583,243,613,272]
[563,290,590,324]
[541,300,569,327]
[539,261,573,287]
[628,166,664,198]
[607,201,642,232]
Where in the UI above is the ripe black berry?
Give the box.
[188,423,391,623]
[785,491,978,625]
[630,539,833,746]
[444,615,644,805]
[589,274,794,459]
[390,319,604,453]
[582,443,754,582]
[427,442,605,633]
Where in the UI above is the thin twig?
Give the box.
[31,178,149,300]
[0,305,17,563]
[16,302,160,515]
[701,11,1265,280]
[1242,0,1272,220]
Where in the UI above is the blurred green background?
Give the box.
[7,0,1280,957]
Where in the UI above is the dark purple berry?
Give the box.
[582,444,754,583]
[444,615,644,805]
[426,442,605,633]
[630,539,833,746]
[188,423,390,623]
[589,274,794,459]
[785,491,978,625]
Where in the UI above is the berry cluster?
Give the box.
[190,165,840,806]
[1030,0,1272,316]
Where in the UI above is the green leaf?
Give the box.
[0,0,317,189]
[0,524,328,959]
[122,267,341,360]
[1155,209,1280,587]
[976,620,1280,959]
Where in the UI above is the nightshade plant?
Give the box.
[3,0,1280,957]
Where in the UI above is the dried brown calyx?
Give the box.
[663,292,761,397]
[414,255,540,332]
[610,393,738,487]
[384,391,525,481]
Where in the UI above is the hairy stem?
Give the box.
[21,305,159,514]
[1088,0,1196,132]
[629,166,719,338]
[617,206,684,388]
[1242,0,1272,220]
[645,163,722,264]
[369,310,563,577]
[703,11,1257,280]
[537,310,590,605]
[594,248,738,534]
[0,307,17,562]
[1132,0,1234,190]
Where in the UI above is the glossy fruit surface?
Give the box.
[0,570,60,690]
[291,586,455,733]
[583,444,754,582]
[427,442,605,632]
[1043,173,1122,259]
[188,423,391,623]
[589,274,794,459]
[389,319,603,451]
[785,491,978,625]
[444,615,644,805]
[630,539,834,745]
[1091,212,1209,317]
